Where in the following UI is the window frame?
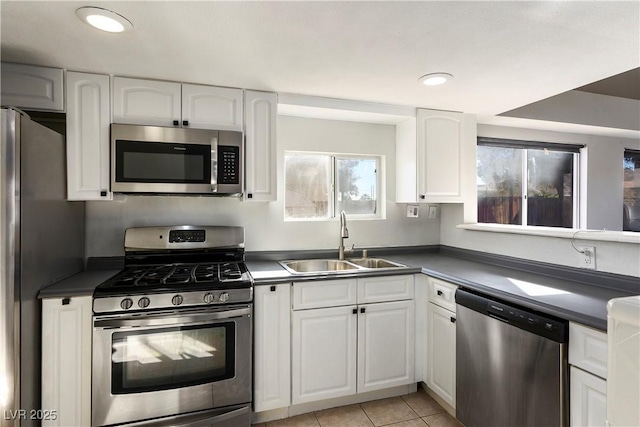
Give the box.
[284,151,382,222]
[477,137,583,229]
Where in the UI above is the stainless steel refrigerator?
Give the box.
[1,108,84,426]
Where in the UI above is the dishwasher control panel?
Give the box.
[457,288,568,343]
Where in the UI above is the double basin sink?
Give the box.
[279,257,406,275]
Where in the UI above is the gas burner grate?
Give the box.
[220,262,243,280]
[194,264,219,282]
[136,265,174,286]
[164,266,193,285]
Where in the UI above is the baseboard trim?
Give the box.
[252,383,418,424]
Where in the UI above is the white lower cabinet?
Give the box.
[426,302,456,408]
[292,305,358,404]
[570,367,607,427]
[253,284,291,412]
[425,277,458,409]
[291,275,415,405]
[41,296,92,427]
[569,322,608,427]
[357,300,414,393]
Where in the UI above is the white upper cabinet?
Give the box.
[66,71,112,200]
[113,77,244,130]
[396,109,477,219]
[113,77,181,127]
[182,83,243,131]
[244,90,277,202]
[1,62,64,111]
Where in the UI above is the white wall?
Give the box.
[86,116,440,257]
[441,204,640,277]
[441,124,640,277]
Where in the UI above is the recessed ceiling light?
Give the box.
[418,73,453,86]
[76,7,133,33]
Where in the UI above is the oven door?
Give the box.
[92,305,252,427]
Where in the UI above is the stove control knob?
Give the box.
[219,292,229,303]
[120,298,133,310]
[138,297,150,308]
[172,295,184,306]
[203,293,215,304]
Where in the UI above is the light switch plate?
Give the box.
[406,204,419,218]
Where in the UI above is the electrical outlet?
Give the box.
[428,205,438,219]
[406,204,419,218]
[579,246,596,269]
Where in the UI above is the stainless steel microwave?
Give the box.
[111,124,243,195]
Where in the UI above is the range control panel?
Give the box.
[169,229,206,243]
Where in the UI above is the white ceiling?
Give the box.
[1,1,639,123]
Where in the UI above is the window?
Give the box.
[477,138,581,228]
[623,150,640,231]
[284,152,380,220]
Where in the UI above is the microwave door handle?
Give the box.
[211,135,218,192]
[94,307,251,329]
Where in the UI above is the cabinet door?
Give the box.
[416,109,476,204]
[181,83,243,131]
[113,77,181,126]
[244,90,277,202]
[570,367,607,427]
[41,296,92,427]
[254,284,291,412]
[292,305,357,404]
[358,300,414,393]
[66,71,112,200]
[1,62,64,111]
[426,302,456,408]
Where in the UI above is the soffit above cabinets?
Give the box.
[1,1,638,121]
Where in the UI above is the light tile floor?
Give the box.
[252,388,463,427]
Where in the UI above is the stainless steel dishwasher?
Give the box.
[456,289,569,427]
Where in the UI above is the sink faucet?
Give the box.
[338,210,349,260]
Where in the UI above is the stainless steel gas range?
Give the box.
[92,226,253,427]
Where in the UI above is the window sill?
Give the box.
[457,223,640,244]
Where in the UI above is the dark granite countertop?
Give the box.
[38,269,121,298]
[248,249,639,332]
[38,248,639,331]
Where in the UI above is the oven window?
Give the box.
[115,140,210,183]
[111,323,235,394]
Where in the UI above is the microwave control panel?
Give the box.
[218,146,240,185]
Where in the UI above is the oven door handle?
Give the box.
[94,307,250,329]
[211,135,218,193]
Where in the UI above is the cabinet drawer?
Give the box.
[569,322,608,379]
[428,277,458,311]
[357,275,414,304]
[293,279,357,310]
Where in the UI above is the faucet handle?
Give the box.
[362,249,368,258]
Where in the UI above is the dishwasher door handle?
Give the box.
[488,312,509,323]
